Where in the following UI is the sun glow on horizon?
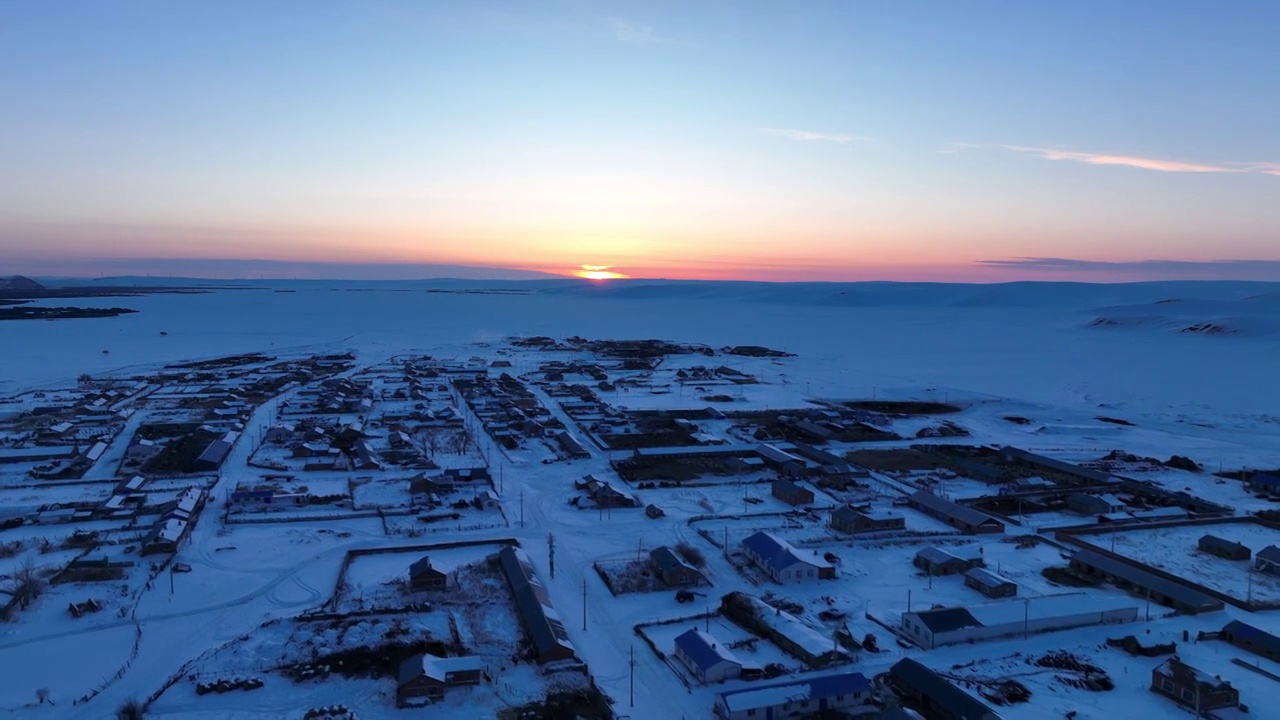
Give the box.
[575,264,628,280]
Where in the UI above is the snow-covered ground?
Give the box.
[1,280,1279,719]
[1100,522,1280,603]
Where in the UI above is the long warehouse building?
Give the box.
[901,592,1138,649]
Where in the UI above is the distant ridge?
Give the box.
[26,258,562,282]
[0,275,46,291]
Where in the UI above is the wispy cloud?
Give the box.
[1004,145,1240,174]
[1234,162,1280,176]
[939,142,978,154]
[760,128,873,144]
[608,18,661,45]
[979,257,1280,280]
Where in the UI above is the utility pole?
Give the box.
[520,491,524,527]
[629,645,635,707]
[548,533,556,579]
[582,578,587,631]
[1023,598,1030,639]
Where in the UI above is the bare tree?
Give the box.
[449,429,471,455]
[36,687,49,705]
[13,558,45,610]
[416,428,444,457]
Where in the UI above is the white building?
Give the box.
[740,531,834,584]
[714,671,874,720]
[673,629,742,684]
[901,593,1137,649]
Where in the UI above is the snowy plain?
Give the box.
[2,278,1280,719]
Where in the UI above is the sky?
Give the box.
[2,1,1279,282]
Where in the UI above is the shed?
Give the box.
[1068,549,1223,613]
[1256,545,1280,575]
[1198,534,1250,561]
[907,491,1004,534]
[770,479,814,506]
[914,546,984,576]
[409,556,447,591]
[964,567,1017,598]
[888,659,1002,720]
[649,546,702,587]
[830,506,905,534]
[1222,620,1280,662]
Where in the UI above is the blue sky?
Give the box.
[1,1,1278,280]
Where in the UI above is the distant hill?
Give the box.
[0,275,45,291]
[30,259,562,282]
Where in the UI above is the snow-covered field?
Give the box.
[1,279,1279,719]
[1100,522,1280,603]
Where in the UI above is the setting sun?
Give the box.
[575,265,628,280]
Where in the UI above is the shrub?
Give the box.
[675,543,705,568]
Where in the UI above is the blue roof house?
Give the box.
[673,629,742,684]
[740,531,834,584]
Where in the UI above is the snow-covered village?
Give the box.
[6,4,1280,719]
[3,279,1280,720]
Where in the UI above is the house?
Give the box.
[0,446,78,464]
[914,546,984,576]
[351,441,383,471]
[142,517,190,555]
[583,478,638,508]
[901,593,1137,649]
[263,424,295,444]
[1150,656,1239,712]
[906,491,1005,534]
[194,431,238,471]
[887,659,1002,720]
[1222,620,1280,662]
[1068,550,1224,613]
[475,489,501,511]
[443,467,491,484]
[554,432,591,460]
[1256,545,1280,575]
[230,489,274,510]
[396,653,484,705]
[409,556,447,591]
[649,546,702,586]
[714,671,875,720]
[740,531,835,583]
[755,444,807,477]
[292,442,331,458]
[163,488,204,522]
[409,473,454,505]
[497,547,576,665]
[728,455,767,473]
[964,567,1017,598]
[84,441,109,462]
[771,478,815,506]
[830,506,905,534]
[1247,472,1280,494]
[1067,492,1126,515]
[673,629,742,684]
[1198,534,1251,560]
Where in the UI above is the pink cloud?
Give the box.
[1005,145,1238,173]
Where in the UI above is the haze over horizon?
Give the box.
[3,2,1279,282]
